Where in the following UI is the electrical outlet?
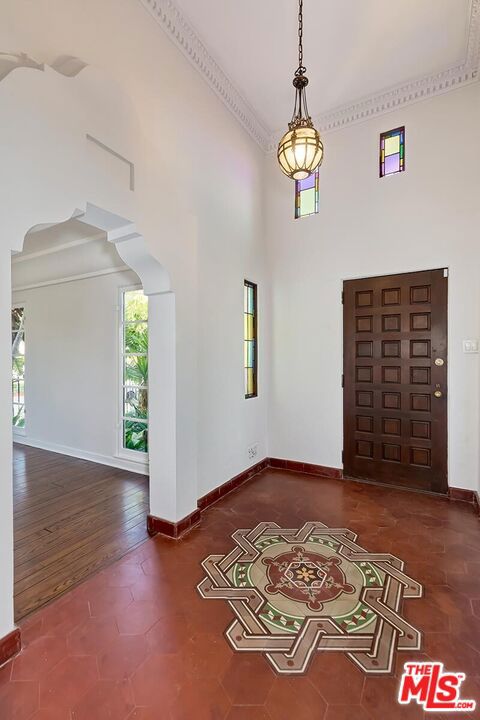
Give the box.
[463,339,479,354]
[247,443,259,461]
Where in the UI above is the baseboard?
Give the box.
[198,458,270,511]
[448,487,473,502]
[149,458,269,540]
[13,436,149,476]
[268,458,343,479]
[0,628,21,667]
[449,485,480,510]
[142,457,480,542]
[150,457,336,540]
[147,508,201,539]
[272,458,478,509]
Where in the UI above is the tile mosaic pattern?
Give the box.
[0,468,479,718]
[198,522,422,674]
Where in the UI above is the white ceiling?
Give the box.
[174,0,471,134]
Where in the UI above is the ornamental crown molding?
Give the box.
[139,0,270,149]
[140,0,480,154]
[266,0,480,152]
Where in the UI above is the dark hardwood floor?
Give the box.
[13,444,149,621]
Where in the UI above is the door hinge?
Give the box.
[443,268,449,278]
[341,374,344,388]
[341,291,345,304]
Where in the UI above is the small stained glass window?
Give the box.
[244,280,257,398]
[380,126,405,177]
[295,167,319,219]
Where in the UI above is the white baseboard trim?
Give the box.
[13,436,149,476]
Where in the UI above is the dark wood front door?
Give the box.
[343,269,448,494]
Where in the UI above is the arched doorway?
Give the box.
[0,59,197,641]
[10,205,175,618]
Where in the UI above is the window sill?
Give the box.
[13,427,26,437]
[115,451,149,465]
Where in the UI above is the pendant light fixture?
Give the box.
[277,0,324,180]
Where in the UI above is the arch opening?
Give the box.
[9,204,176,619]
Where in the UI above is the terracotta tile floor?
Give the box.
[1,468,479,719]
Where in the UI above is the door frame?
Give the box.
[341,267,449,494]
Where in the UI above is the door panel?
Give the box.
[343,269,448,494]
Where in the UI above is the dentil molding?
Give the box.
[139,0,270,149]
[139,0,480,153]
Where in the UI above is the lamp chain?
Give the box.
[277,0,324,179]
[297,0,305,74]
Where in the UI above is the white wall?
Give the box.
[0,0,266,484]
[0,254,13,639]
[266,83,480,492]
[12,265,145,472]
[0,0,268,500]
[0,0,477,647]
[0,0,268,636]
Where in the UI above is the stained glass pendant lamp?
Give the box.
[277,0,324,180]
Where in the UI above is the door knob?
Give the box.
[434,383,443,398]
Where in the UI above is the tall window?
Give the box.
[380,126,405,177]
[12,306,26,429]
[120,288,148,455]
[295,167,319,219]
[244,281,257,398]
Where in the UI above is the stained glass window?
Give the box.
[244,280,257,398]
[295,167,319,219]
[380,126,405,177]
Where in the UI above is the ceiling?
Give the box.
[142,0,479,148]
[174,0,470,132]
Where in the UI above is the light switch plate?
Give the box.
[463,340,479,353]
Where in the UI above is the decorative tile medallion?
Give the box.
[197,522,423,675]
